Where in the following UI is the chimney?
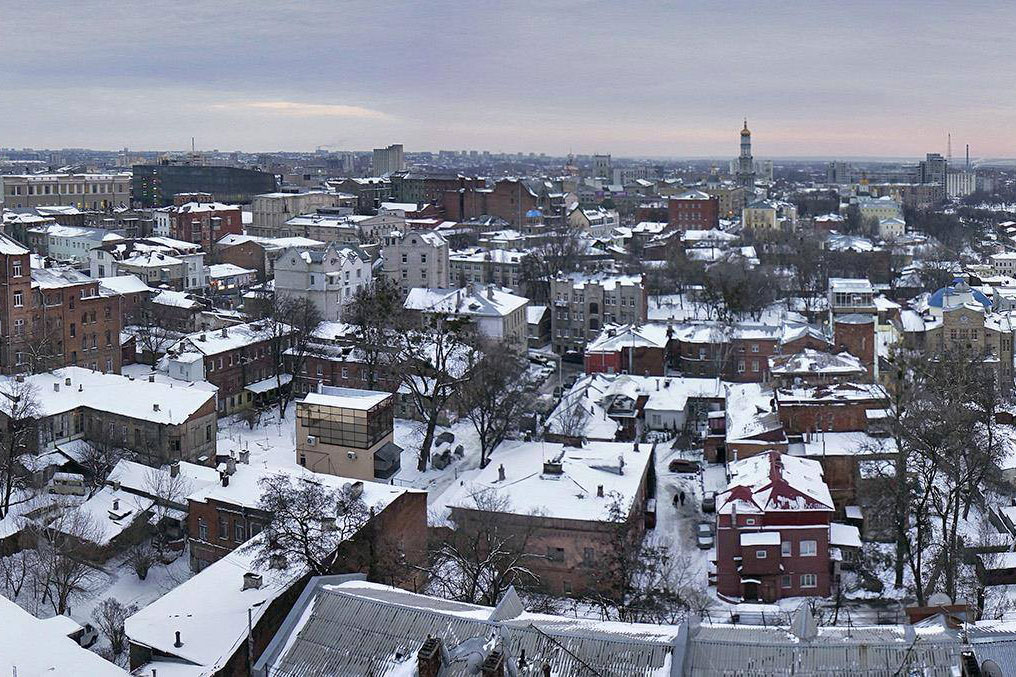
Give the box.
[480,649,505,677]
[618,455,625,475]
[53,382,60,392]
[269,553,287,569]
[78,384,83,392]
[153,403,160,412]
[112,480,121,492]
[65,377,71,386]
[198,333,206,342]
[348,480,364,499]
[498,464,505,481]
[174,631,183,648]
[112,498,120,512]
[633,441,639,453]
[220,472,230,487]
[242,572,263,590]
[239,449,250,464]
[15,374,23,383]
[487,285,495,301]
[221,327,228,338]
[226,457,237,475]
[417,636,443,677]
[170,462,180,478]
[597,484,604,497]
[148,374,155,383]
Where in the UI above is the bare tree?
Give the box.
[91,597,139,658]
[253,294,318,418]
[129,296,179,363]
[397,314,478,471]
[0,378,40,519]
[344,277,405,390]
[429,490,542,606]
[143,467,189,558]
[459,341,533,467]
[126,541,156,580]
[580,494,706,624]
[520,225,587,303]
[34,509,103,615]
[244,473,373,575]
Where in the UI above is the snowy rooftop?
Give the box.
[717,451,834,515]
[302,384,392,411]
[554,271,642,291]
[0,595,128,675]
[97,273,152,296]
[207,262,256,279]
[61,485,154,546]
[167,322,285,358]
[108,458,219,500]
[0,367,215,425]
[724,383,783,442]
[439,439,653,523]
[769,349,866,377]
[404,285,527,318]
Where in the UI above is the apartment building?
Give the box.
[381,230,449,296]
[742,199,798,231]
[567,205,620,238]
[295,385,401,481]
[168,201,243,251]
[248,191,342,237]
[549,272,646,355]
[448,247,527,294]
[2,173,131,210]
[90,237,206,291]
[667,190,719,230]
[372,144,405,175]
[273,243,371,321]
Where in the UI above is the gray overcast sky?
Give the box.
[2,0,1012,158]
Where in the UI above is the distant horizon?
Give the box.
[4,1,1016,157]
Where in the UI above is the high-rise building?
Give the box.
[919,152,948,186]
[372,144,405,175]
[593,154,611,178]
[736,120,755,196]
[131,164,277,207]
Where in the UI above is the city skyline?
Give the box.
[3,1,1014,158]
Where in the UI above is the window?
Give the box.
[801,573,817,588]
[12,291,22,307]
[582,547,594,565]
[198,518,208,541]
[751,344,759,353]
[737,360,745,373]
[547,547,565,562]
[781,541,792,556]
[70,323,76,338]
[234,522,246,542]
[745,518,756,525]
[756,550,767,559]
[250,522,262,537]
[752,360,759,372]
[11,261,21,277]
[218,516,228,540]
[800,540,817,556]
[781,575,792,588]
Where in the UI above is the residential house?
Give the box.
[273,243,371,322]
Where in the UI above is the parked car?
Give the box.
[668,458,699,474]
[701,491,716,513]
[696,522,714,549]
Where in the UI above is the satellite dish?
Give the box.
[927,592,952,607]
[981,659,1003,677]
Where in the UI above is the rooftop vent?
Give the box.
[242,572,263,590]
[542,461,563,476]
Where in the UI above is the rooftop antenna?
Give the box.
[947,133,952,163]
[191,137,195,153]
[966,144,970,170]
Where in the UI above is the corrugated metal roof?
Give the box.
[267,584,677,676]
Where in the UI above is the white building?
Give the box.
[947,170,978,198]
[856,195,903,223]
[568,205,620,238]
[382,230,449,296]
[404,284,528,350]
[29,224,122,265]
[991,252,1016,277]
[877,216,906,240]
[273,243,371,321]
[372,144,405,175]
[90,236,206,290]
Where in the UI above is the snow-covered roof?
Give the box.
[98,273,152,296]
[302,384,391,411]
[0,595,128,675]
[554,271,642,291]
[526,304,548,324]
[439,439,653,523]
[207,262,256,279]
[830,522,862,548]
[724,383,782,442]
[60,485,154,546]
[404,285,527,318]
[0,367,215,425]
[173,201,240,214]
[167,322,286,358]
[585,323,671,353]
[769,349,866,377]
[107,458,219,500]
[717,451,834,515]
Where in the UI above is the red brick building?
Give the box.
[715,451,837,602]
[186,462,427,572]
[668,190,719,230]
[584,324,670,376]
[672,323,781,383]
[0,245,125,374]
[443,178,540,228]
[170,201,243,251]
[832,315,876,380]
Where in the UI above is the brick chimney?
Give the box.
[417,636,443,677]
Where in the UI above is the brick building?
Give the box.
[186,462,426,572]
[550,273,646,356]
[715,451,849,602]
[445,440,652,596]
[442,178,541,228]
[667,190,719,230]
[0,367,217,466]
[169,201,243,251]
[584,323,670,376]
[164,322,294,415]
